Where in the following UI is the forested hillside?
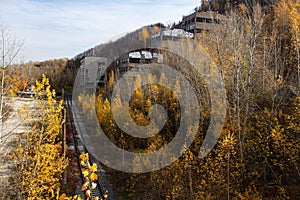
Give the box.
[76,0,300,199]
[4,59,74,93]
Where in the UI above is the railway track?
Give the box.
[65,95,109,200]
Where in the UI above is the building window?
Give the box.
[122,59,127,64]
[196,17,205,22]
[206,18,212,23]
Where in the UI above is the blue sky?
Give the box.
[0,0,199,62]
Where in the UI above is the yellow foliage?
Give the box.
[83,169,89,177]
[59,193,67,200]
[235,185,262,200]
[90,172,98,181]
[80,160,85,166]
[139,27,150,42]
[80,152,89,162]
[89,163,98,173]
[11,74,67,199]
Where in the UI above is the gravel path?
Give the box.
[0,97,34,194]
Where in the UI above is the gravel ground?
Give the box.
[0,97,116,199]
[0,97,34,194]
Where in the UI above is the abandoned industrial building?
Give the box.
[176,11,226,33]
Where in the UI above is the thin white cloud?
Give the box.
[0,0,198,61]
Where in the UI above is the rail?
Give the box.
[65,95,108,199]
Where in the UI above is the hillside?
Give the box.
[1,0,299,199]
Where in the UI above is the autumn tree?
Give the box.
[274,0,300,87]
[85,3,300,197]
[139,27,150,45]
[10,75,67,199]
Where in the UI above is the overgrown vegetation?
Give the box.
[4,75,67,199]
[0,0,299,199]
[76,1,300,199]
[3,58,77,94]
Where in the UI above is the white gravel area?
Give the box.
[0,97,35,189]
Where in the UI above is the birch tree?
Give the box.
[0,21,23,142]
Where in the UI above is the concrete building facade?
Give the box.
[80,57,107,88]
[176,11,226,34]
